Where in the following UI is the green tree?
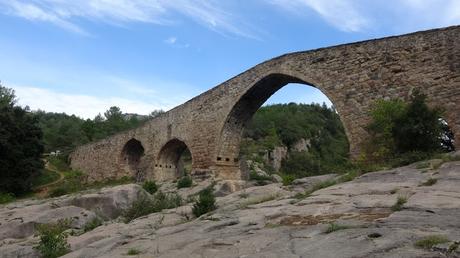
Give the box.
[0,85,44,195]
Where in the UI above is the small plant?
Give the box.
[177,176,193,189]
[281,174,296,186]
[416,161,430,169]
[448,242,459,253]
[127,248,141,255]
[415,235,449,249]
[249,171,272,182]
[391,196,407,211]
[338,170,359,182]
[35,219,71,258]
[324,223,349,234]
[0,192,15,204]
[192,186,217,217]
[122,191,182,223]
[420,178,437,186]
[142,180,158,194]
[83,217,103,232]
[48,187,69,198]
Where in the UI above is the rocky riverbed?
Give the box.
[1,157,460,258]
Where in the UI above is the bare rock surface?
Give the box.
[2,160,460,258]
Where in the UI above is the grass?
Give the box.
[0,192,15,204]
[420,178,437,187]
[391,196,408,211]
[324,223,350,234]
[122,191,182,223]
[415,235,449,249]
[281,174,296,186]
[35,219,71,258]
[177,176,193,189]
[83,217,103,232]
[416,161,430,169]
[31,169,60,188]
[126,248,141,255]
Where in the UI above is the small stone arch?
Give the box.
[120,138,145,181]
[214,73,348,179]
[155,138,193,181]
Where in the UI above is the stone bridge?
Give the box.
[70,26,460,182]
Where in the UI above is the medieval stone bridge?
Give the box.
[70,26,460,182]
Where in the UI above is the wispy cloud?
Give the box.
[0,0,257,38]
[270,0,370,32]
[10,84,171,119]
[164,37,177,44]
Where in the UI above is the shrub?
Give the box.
[192,187,217,217]
[0,192,15,204]
[123,191,182,223]
[325,223,349,234]
[127,248,141,255]
[281,174,296,186]
[391,196,407,211]
[35,219,71,258]
[177,176,193,189]
[48,187,69,198]
[142,180,158,194]
[415,235,449,249]
[83,217,103,232]
[420,178,437,187]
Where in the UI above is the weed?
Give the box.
[415,235,449,249]
[391,196,407,211]
[127,248,141,255]
[192,186,217,217]
[142,180,158,194]
[35,219,71,258]
[123,191,182,223]
[420,178,437,187]
[324,223,350,234]
[177,176,193,189]
[83,217,103,232]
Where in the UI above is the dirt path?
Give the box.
[34,161,65,198]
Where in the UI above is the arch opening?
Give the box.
[156,138,192,181]
[215,73,350,179]
[121,138,145,180]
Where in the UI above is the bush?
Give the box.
[325,223,349,234]
[48,187,69,198]
[177,176,193,189]
[192,187,217,217]
[281,174,296,186]
[142,180,158,194]
[415,235,449,249]
[123,191,182,223]
[35,219,71,258]
[0,192,15,204]
[391,196,407,211]
[83,217,103,232]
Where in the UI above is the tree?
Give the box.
[0,85,44,195]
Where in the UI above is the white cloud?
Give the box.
[270,0,370,32]
[164,37,177,44]
[0,0,256,38]
[10,85,172,119]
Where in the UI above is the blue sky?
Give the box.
[0,0,459,118]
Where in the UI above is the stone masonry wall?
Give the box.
[70,26,460,182]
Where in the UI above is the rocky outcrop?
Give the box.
[2,158,460,257]
[292,138,311,152]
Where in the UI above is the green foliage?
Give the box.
[31,169,60,189]
[123,191,182,223]
[242,103,351,180]
[281,174,296,186]
[0,192,15,204]
[177,176,193,189]
[420,178,437,187]
[0,85,44,195]
[48,187,69,198]
[142,180,158,194]
[35,219,71,258]
[415,235,449,249]
[325,223,350,234]
[192,187,217,217]
[127,248,141,255]
[48,156,70,172]
[83,217,103,232]
[391,196,407,211]
[364,90,453,166]
[249,170,272,186]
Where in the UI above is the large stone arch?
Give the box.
[212,73,348,179]
[120,138,145,181]
[154,138,193,181]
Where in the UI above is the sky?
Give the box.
[0,0,459,119]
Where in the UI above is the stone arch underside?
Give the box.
[155,138,192,181]
[120,138,145,181]
[213,73,346,179]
